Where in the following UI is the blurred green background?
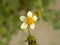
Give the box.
[0,0,60,45]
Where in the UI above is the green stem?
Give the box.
[28,27,31,35]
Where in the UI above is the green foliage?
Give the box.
[42,0,51,8]
[42,9,60,29]
[0,0,20,44]
[20,0,42,11]
[0,41,5,45]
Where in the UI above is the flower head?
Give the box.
[20,11,37,29]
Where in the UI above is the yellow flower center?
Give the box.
[26,17,34,25]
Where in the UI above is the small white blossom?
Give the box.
[20,11,37,29]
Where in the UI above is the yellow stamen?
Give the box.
[26,17,34,25]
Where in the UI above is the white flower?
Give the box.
[20,11,37,29]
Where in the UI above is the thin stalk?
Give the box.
[28,26,31,35]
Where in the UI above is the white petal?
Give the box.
[33,15,37,21]
[20,16,26,22]
[27,11,32,17]
[30,24,35,29]
[21,23,28,29]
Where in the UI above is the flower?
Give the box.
[20,11,37,29]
